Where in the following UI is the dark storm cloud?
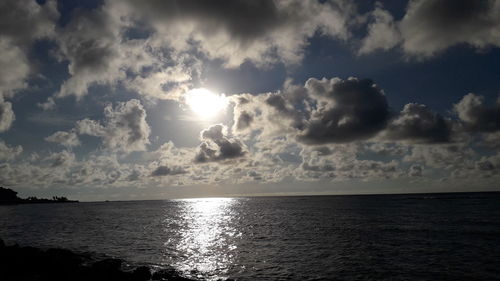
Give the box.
[195,124,246,163]
[297,77,390,144]
[151,165,187,177]
[384,103,453,143]
[455,93,500,132]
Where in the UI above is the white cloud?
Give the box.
[76,99,151,153]
[114,0,355,68]
[0,97,15,132]
[400,0,500,58]
[0,140,22,161]
[359,3,400,54]
[45,131,81,148]
[0,0,58,97]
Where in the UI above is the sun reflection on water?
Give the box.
[163,198,238,280]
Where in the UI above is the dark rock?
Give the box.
[0,241,197,281]
[92,258,123,270]
[132,266,152,281]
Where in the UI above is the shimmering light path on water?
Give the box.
[163,198,238,279]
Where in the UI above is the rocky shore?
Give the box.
[0,239,196,281]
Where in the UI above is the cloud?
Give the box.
[47,0,355,101]
[475,159,495,171]
[0,97,15,132]
[384,103,453,143]
[113,0,354,67]
[45,2,198,102]
[45,131,81,148]
[359,0,500,58]
[0,140,22,161]
[399,0,500,58]
[0,0,58,97]
[76,99,151,153]
[47,150,76,167]
[408,164,423,177]
[359,2,400,54]
[403,144,475,169]
[234,110,254,131]
[0,0,57,45]
[0,39,30,98]
[454,93,500,132]
[151,165,187,177]
[54,6,131,99]
[297,77,390,144]
[195,124,246,163]
[232,77,390,144]
[298,144,400,181]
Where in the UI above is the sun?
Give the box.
[185,88,228,118]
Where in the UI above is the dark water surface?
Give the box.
[1,192,499,280]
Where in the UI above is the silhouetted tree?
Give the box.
[0,187,21,203]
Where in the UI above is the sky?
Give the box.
[1,0,500,201]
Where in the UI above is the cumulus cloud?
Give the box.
[0,140,22,161]
[0,97,15,132]
[297,77,390,144]
[399,0,500,58]
[232,77,390,145]
[151,165,187,177]
[359,3,400,54]
[115,0,355,67]
[298,144,400,181]
[0,0,58,97]
[403,144,475,170]
[76,99,151,153]
[0,0,57,45]
[408,164,423,177]
[47,0,356,101]
[384,103,453,143]
[47,150,76,167]
[0,39,30,97]
[54,6,134,99]
[359,0,500,58]
[44,1,198,102]
[195,124,246,163]
[454,93,500,132]
[45,131,81,148]
[234,110,254,131]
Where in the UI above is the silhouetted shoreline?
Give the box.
[0,239,197,281]
[0,187,78,205]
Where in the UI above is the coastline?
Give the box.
[0,239,199,281]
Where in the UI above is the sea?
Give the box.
[1,192,499,280]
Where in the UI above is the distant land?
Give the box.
[0,187,78,205]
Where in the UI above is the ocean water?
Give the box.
[1,192,499,280]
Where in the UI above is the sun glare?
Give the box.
[185,88,228,118]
